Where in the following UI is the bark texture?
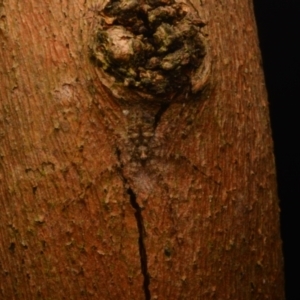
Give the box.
[0,0,284,299]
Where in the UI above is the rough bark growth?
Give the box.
[0,0,284,299]
[91,0,207,100]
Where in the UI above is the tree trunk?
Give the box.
[0,0,284,299]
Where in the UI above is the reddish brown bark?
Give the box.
[0,0,284,299]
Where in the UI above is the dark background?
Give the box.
[253,0,298,299]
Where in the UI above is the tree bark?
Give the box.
[0,0,284,299]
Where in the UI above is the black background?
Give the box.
[253,0,298,299]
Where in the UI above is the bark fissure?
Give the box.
[127,187,151,300]
[116,148,151,299]
[154,103,170,129]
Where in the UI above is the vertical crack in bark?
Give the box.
[154,103,170,129]
[127,187,151,300]
[116,147,150,299]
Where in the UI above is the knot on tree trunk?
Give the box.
[90,0,209,103]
